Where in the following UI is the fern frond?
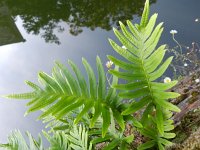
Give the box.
[91,130,134,150]
[108,0,180,149]
[1,126,93,150]
[5,56,125,137]
[66,125,92,150]
[43,131,70,150]
[138,108,175,149]
[0,130,44,150]
[90,113,134,150]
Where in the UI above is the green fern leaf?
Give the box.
[66,125,92,150]
[4,92,37,99]
[156,105,164,136]
[103,139,121,150]
[122,96,151,115]
[150,81,178,91]
[0,130,45,150]
[140,0,150,28]
[143,13,158,40]
[96,56,106,100]
[90,101,102,128]
[108,1,180,148]
[163,133,176,139]
[137,140,156,150]
[74,100,93,124]
[82,58,97,99]
[158,138,173,147]
[102,106,111,137]
[5,56,126,138]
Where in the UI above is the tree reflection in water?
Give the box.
[4,0,156,44]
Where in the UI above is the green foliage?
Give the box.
[44,125,92,150]
[108,0,180,148]
[3,0,181,149]
[0,130,44,150]
[90,113,134,150]
[43,131,70,150]
[0,126,92,150]
[6,57,125,138]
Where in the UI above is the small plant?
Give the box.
[167,29,200,78]
[167,41,200,78]
[1,0,180,149]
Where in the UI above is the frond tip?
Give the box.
[140,0,150,28]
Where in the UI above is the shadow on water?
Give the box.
[0,2,25,46]
[2,0,156,44]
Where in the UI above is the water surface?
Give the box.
[0,0,199,144]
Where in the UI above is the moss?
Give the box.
[173,131,188,143]
[168,127,200,150]
[172,108,200,144]
[191,90,199,97]
[188,97,198,104]
[173,93,188,104]
[180,127,200,150]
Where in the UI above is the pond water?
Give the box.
[0,0,200,145]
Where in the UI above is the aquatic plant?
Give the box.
[167,29,200,78]
[1,0,180,149]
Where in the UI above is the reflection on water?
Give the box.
[0,2,25,46]
[3,0,156,44]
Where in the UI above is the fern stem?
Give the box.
[106,72,112,87]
